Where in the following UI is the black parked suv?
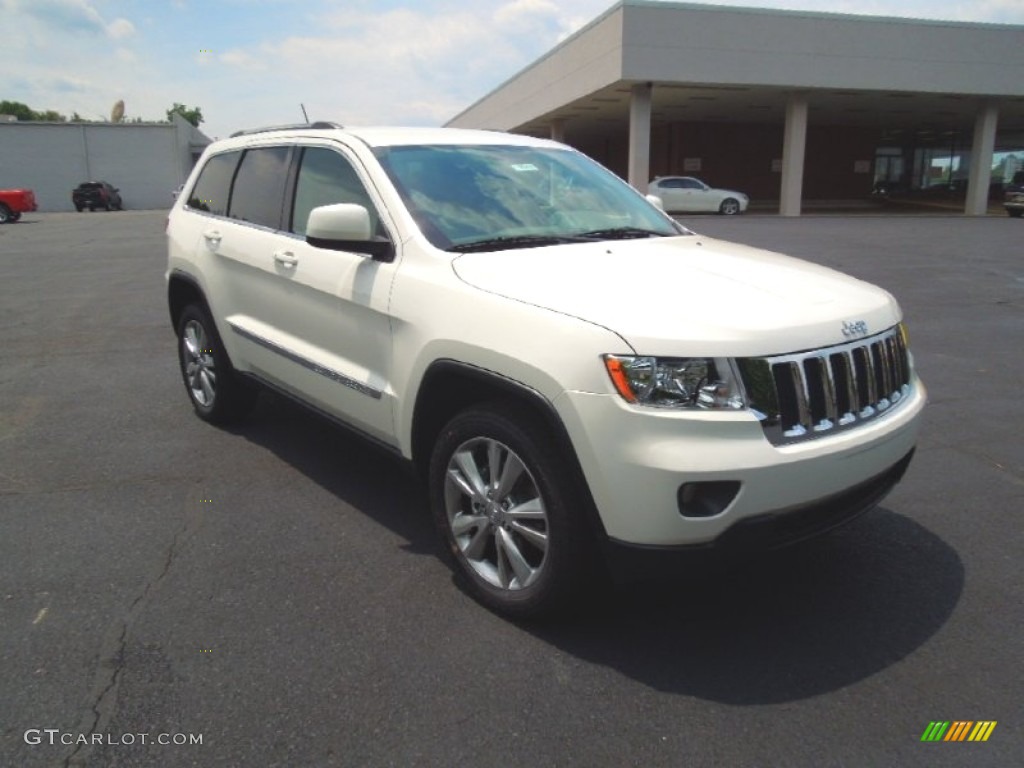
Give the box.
[72,181,123,212]
[1005,171,1024,218]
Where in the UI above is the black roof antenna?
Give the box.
[300,103,309,123]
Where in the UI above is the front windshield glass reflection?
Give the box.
[374,144,685,251]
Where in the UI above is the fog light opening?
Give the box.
[677,481,741,519]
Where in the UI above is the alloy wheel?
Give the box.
[182,319,217,407]
[443,437,549,590]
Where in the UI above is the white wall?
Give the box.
[0,120,207,211]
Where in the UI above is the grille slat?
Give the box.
[744,326,913,446]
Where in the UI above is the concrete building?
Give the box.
[0,114,210,212]
[448,0,1024,215]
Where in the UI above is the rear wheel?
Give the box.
[719,198,741,215]
[176,304,257,424]
[429,404,595,618]
[0,204,11,223]
[1008,208,1023,218]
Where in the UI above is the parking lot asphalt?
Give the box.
[1,210,1021,767]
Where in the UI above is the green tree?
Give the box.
[166,103,204,127]
[0,100,38,120]
[0,100,67,121]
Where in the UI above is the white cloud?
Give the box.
[951,0,1024,23]
[218,49,265,71]
[494,0,561,27]
[207,1,597,128]
[107,18,136,39]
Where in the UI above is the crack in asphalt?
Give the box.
[63,491,204,767]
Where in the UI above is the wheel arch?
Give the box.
[167,270,211,332]
[411,359,608,540]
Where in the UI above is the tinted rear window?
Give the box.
[228,146,291,229]
[187,151,241,216]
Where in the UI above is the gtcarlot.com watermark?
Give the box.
[25,729,202,746]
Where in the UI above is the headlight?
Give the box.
[603,355,746,409]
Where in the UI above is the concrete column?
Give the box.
[965,103,999,216]
[628,82,652,192]
[550,118,566,143]
[780,96,808,217]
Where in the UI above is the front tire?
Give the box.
[176,304,257,424]
[1008,208,1023,218]
[0,204,11,224]
[719,198,741,215]
[429,404,594,619]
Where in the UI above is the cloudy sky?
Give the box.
[4,0,1024,139]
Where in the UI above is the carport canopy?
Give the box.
[447,0,1024,216]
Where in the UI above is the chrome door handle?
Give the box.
[274,251,299,268]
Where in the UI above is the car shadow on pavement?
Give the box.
[229,391,439,558]
[225,392,961,706]
[527,509,963,704]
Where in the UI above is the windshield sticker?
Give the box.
[510,163,539,172]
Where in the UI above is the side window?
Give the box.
[291,147,378,236]
[187,151,241,215]
[681,178,703,190]
[227,146,291,229]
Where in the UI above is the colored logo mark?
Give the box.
[921,721,997,742]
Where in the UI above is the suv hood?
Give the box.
[452,235,900,357]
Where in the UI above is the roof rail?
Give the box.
[229,121,344,138]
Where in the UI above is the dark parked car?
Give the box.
[1005,171,1024,218]
[72,181,123,212]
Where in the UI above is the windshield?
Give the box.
[374,144,686,251]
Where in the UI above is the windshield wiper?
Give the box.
[448,234,588,253]
[576,227,673,240]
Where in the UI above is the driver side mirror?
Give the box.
[306,203,394,262]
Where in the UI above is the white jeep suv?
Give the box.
[166,123,926,617]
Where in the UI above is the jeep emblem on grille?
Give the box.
[842,320,869,338]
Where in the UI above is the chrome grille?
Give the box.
[738,326,913,446]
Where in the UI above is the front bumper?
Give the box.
[603,448,914,579]
[556,375,925,547]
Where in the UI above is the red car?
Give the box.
[0,188,37,223]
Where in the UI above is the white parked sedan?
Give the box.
[649,176,749,214]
